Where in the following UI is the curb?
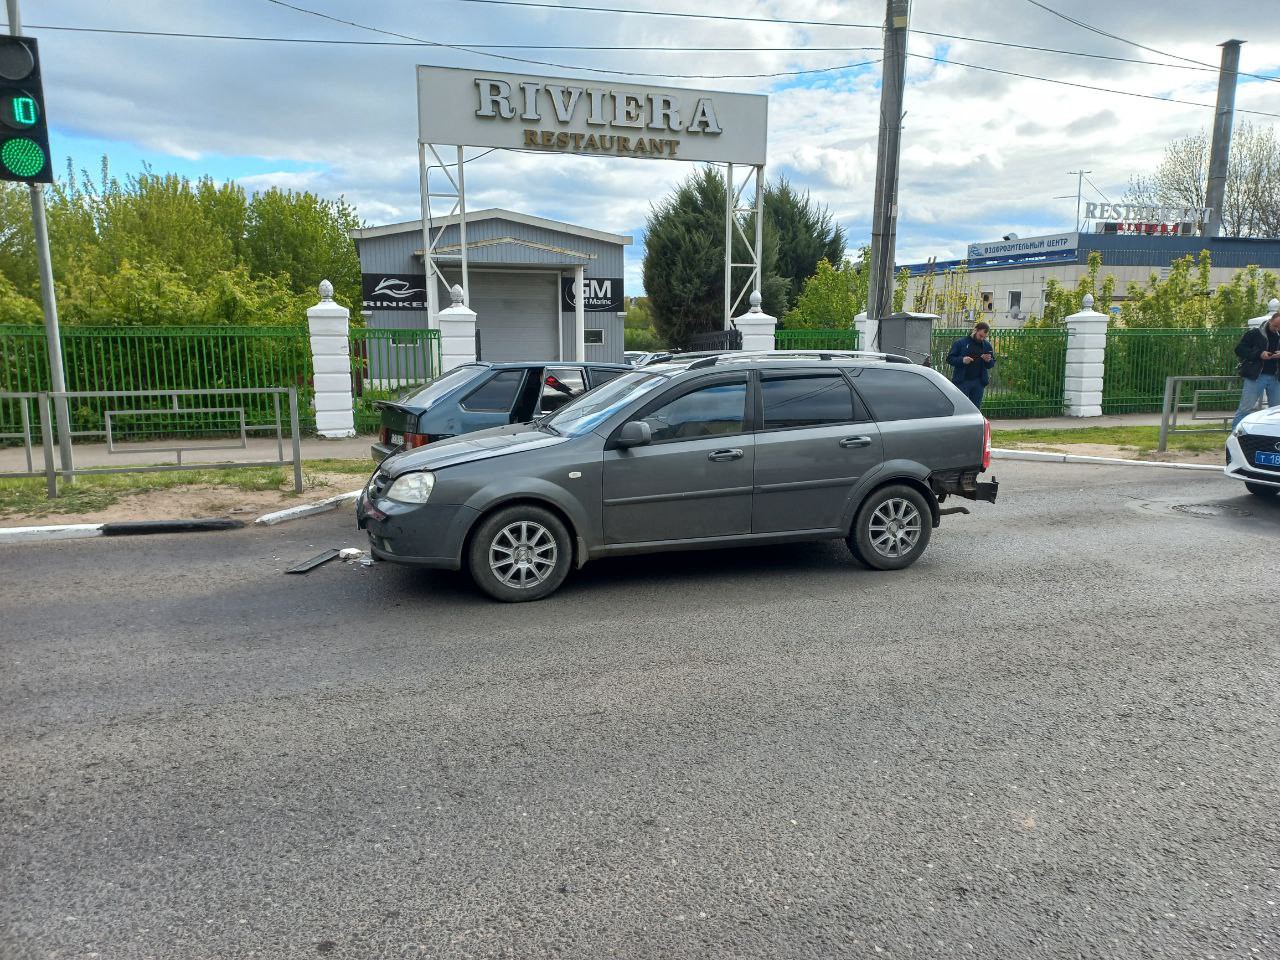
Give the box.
[254,489,362,526]
[0,517,246,545]
[992,448,1222,472]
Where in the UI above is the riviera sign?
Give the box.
[417,66,768,165]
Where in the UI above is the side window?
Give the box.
[855,369,954,421]
[761,374,858,429]
[461,369,526,413]
[588,366,625,387]
[642,380,747,443]
[540,367,586,413]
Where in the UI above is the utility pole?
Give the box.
[1067,169,1092,232]
[1205,39,1243,238]
[866,0,910,346]
[5,0,71,477]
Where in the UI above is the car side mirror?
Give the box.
[615,420,652,449]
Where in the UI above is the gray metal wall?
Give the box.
[355,216,627,363]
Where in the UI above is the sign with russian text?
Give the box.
[967,233,1078,261]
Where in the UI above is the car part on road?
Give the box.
[285,549,341,574]
[849,484,933,571]
[467,505,572,602]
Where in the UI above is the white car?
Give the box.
[1226,404,1280,497]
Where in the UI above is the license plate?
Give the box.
[389,432,403,446]
[1254,451,1280,466]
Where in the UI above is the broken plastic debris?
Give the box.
[338,547,363,560]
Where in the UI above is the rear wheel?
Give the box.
[467,505,572,602]
[848,484,933,571]
[1245,481,1279,497]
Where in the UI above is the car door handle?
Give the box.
[840,436,873,448]
[708,448,744,462]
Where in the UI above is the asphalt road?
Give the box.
[2,462,1278,959]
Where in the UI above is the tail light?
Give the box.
[982,418,992,470]
[402,432,433,450]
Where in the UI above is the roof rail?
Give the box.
[672,349,923,368]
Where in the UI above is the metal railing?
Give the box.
[1104,328,1244,414]
[776,328,860,351]
[0,324,315,438]
[1158,375,1239,451]
[931,327,1068,418]
[0,392,56,496]
[688,328,744,352]
[0,387,304,496]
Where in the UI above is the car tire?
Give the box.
[1245,481,1279,498]
[848,484,933,571]
[467,505,572,602]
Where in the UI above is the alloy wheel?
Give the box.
[867,497,923,558]
[488,520,559,588]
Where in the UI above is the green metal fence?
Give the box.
[775,328,860,351]
[0,324,314,439]
[350,327,441,432]
[1102,327,1244,414]
[931,327,1068,418]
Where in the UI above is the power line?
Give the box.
[1021,0,1280,85]
[447,0,1278,81]
[909,52,1280,120]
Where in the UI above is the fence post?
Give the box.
[1064,293,1108,418]
[734,290,777,351]
[853,311,873,353]
[307,279,356,439]
[438,284,478,372]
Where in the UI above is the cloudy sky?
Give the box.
[21,0,1280,293]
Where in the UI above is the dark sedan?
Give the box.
[372,360,630,461]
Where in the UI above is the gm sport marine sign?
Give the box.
[362,274,429,309]
[560,277,623,312]
[417,66,768,166]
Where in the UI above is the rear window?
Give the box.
[461,369,527,412]
[854,368,954,421]
[396,365,484,407]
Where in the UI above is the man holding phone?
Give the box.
[947,321,997,408]
[1232,310,1280,428]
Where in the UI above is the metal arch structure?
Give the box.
[415,66,770,334]
[723,162,765,330]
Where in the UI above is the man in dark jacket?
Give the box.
[947,321,997,408]
[1232,311,1280,428]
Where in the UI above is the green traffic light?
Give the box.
[1,137,45,177]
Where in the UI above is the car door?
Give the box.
[851,367,973,470]
[752,370,883,533]
[537,366,587,415]
[602,372,754,545]
[457,368,531,430]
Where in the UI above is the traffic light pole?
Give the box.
[6,0,71,479]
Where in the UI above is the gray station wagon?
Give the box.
[356,352,999,601]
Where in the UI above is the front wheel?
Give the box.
[848,484,933,571]
[1245,481,1279,498]
[467,505,572,602]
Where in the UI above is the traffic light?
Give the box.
[0,36,51,184]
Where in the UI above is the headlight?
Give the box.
[386,471,435,504]
[1232,425,1248,438]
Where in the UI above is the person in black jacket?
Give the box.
[947,321,997,408]
[1232,311,1280,428]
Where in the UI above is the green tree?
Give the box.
[765,178,846,312]
[244,188,361,309]
[643,166,785,349]
[782,251,869,328]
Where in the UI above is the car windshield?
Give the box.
[544,369,673,436]
[394,365,484,407]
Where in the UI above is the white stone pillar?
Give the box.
[1247,296,1280,326]
[307,279,356,439]
[437,284,478,372]
[573,265,586,361]
[1064,293,1108,418]
[734,291,777,352]
[853,310,875,353]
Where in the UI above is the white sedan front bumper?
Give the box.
[1225,429,1280,490]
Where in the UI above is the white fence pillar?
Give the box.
[307,279,356,439]
[1064,293,1108,418]
[438,284,478,372]
[734,291,777,351]
[853,311,874,353]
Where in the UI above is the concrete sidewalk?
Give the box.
[0,435,375,472]
[990,412,1167,430]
